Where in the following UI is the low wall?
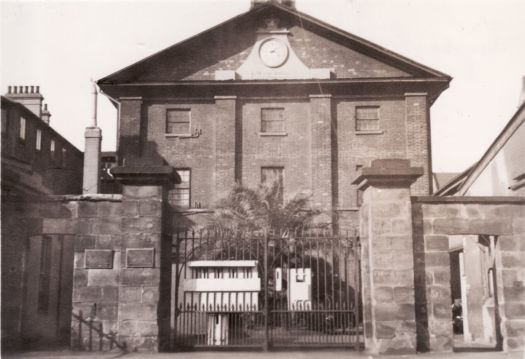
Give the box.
[411,196,525,352]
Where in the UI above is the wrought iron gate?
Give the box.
[171,229,361,350]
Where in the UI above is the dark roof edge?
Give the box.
[97,2,451,85]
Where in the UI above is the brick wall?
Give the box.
[411,197,525,352]
[1,98,83,195]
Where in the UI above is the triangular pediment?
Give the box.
[98,4,449,84]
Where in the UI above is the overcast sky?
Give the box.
[1,0,524,173]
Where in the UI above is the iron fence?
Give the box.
[172,229,362,350]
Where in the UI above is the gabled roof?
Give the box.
[453,102,525,196]
[98,2,450,86]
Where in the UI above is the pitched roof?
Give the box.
[453,103,525,196]
[98,2,450,86]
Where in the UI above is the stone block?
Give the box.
[375,287,394,302]
[119,320,158,337]
[78,201,98,218]
[120,287,143,303]
[501,252,524,267]
[425,235,448,251]
[425,252,449,267]
[430,334,453,352]
[98,202,122,218]
[123,185,162,199]
[505,303,525,318]
[73,269,88,287]
[393,286,414,302]
[433,303,450,319]
[503,285,525,302]
[97,304,118,320]
[139,201,162,217]
[74,252,85,269]
[122,200,139,217]
[73,286,101,302]
[117,233,161,249]
[42,218,77,234]
[470,218,513,235]
[74,235,96,251]
[95,235,114,249]
[428,286,450,302]
[392,219,410,234]
[371,203,401,218]
[100,287,119,302]
[121,268,160,286]
[85,249,113,269]
[375,303,415,321]
[376,323,396,339]
[433,270,451,284]
[87,269,119,287]
[142,287,159,304]
[432,218,472,235]
[119,303,157,321]
[92,218,121,235]
[123,217,161,234]
[499,235,522,251]
[513,218,525,234]
[505,319,525,337]
[40,202,72,218]
[489,205,522,218]
[423,204,460,219]
[126,248,155,268]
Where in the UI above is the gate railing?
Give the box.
[172,229,362,350]
[71,310,127,352]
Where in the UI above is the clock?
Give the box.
[259,38,289,68]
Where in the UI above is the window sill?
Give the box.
[165,133,194,139]
[259,132,288,137]
[355,130,384,135]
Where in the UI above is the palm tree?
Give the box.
[209,181,320,234]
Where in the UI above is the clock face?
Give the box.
[259,38,289,68]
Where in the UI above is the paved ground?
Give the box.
[2,350,524,359]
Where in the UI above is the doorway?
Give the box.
[448,235,502,351]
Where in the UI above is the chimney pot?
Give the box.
[31,86,34,93]
[7,86,11,94]
[13,86,17,94]
[36,86,40,93]
[24,86,29,93]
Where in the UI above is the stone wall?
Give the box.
[411,196,525,352]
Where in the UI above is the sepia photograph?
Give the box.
[1,0,524,358]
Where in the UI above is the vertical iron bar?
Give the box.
[263,230,269,351]
[88,317,93,351]
[78,311,83,350]
[98,322,103,351]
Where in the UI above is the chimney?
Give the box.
[519,76,525,107]
[41,103,51,125]
[5,85,44,118]
[251,0,295,9]
[83,82,102,194]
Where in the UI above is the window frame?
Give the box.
[61,147,67,168]
[171,168,191,209]
[19,116,26,142]
[36,128,42,151]
[260,107,286,135]
[355,106,382,133]
[50,139,56,160]
[166,108,191,136]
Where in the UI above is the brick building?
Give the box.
[97,0,450,232]
[1,86,83,349]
